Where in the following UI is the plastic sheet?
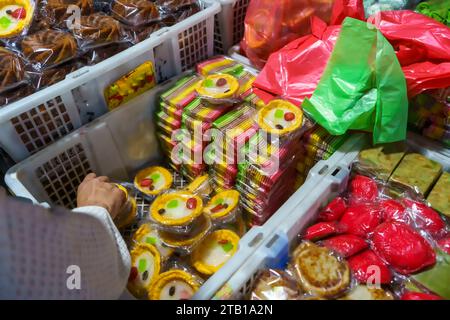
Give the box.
[240,0,335,68]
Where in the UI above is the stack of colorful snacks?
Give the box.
[296,126,349,186]
[208,104,258,190]
[409,89,450,147]
[156,73,202,171]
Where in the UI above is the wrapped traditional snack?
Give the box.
[339,285,394,300]
[195,73,240,106]
[113,184,137,229]
[158,215,212,254]
[348,175,379,203]
[321,234,368,258]
[400,291,443,300]
[339,204,382,239]
[126,21,164,43]
[71,13,130,50]
[427,171,450,218]
[134,166,173,196]
[304,221,345,241]
[290,241,351,298]
[0,82,32,106]
[149,191,204,234]
[148,269,202,300]
[185,174,212,199]
[250,269,301,300]
[0,0,36,38]
[191,229,239,276]
[132,222,174,260]
[402,199,447,240]
[389,153,443,196]
[127,243,161,299]
[111,0,160,27]
[203,190,240,225]
[318,197,347,222]
[31,59,82,89]
[41,0,94,28]
[357,142,407,180]
[0,46,27,93]
[256,99,304,139]
[347,249,393,284]
[83,42,131,65]
[20,29,78,69]
[104,61,155,110]
[371,221,436,275]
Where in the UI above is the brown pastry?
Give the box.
[0,47,26,92]
[155,0,198,11]
[84,42,131,65]
[251,269,300,300]
[128,22,164,43]
[21,30,78,68]
[43,0,94,27]
[37,60,82,88]
[72,13,122,47]
[112,0,160,26]
[0,84,33,107]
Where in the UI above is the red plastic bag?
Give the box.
[371,221,436,275]
[348,249,392,284]
[330,0,365,25]
[241,0,335,69]
[400,291,443,300]
[322,234,368,258]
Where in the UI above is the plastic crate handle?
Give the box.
[262,232,290,269]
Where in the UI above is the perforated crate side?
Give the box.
[231,0,250,45]
[214,14,225,54]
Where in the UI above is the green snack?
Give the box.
[358,142,407,180]
[427,172,450,217]
[389,153,442,195]
[412,250,450,299]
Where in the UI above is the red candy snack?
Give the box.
[348,250,392,284]
[371,221,436,275]
[304,222,345,241]
[401,291,443,300]
[340,204,382,238]
[322,234,368,258]
[349,175,378,203]
[380,199,409,224]
[437,237,450,255]
[319,197,347,222]
[403,200,447,240]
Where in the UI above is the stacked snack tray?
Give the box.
[249,167,450,301]
[295,126,349,187]
[125,166,246,300]
[408,88,450,148]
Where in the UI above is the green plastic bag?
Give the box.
[302,18,408,144]
[416,0,450,26]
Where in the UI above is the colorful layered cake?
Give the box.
[134,166,173,196]
[191,230,240,275]
[0,0,34,38]
[148,270,201,300]
[127,243,161,299]
[389,153,443,195]
[427,171,450,217]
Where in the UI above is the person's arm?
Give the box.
[0,175,131,299]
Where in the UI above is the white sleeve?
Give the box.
[0,194,131,300]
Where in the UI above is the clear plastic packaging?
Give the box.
[250,269,301,300]
[40,0,94,29]
[111,0,160,27]
[203,190,240,226]
[0,46,29,93]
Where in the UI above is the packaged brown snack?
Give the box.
[111,0,160,27]
[0,46,28,93]
[30,59,83,89]
[21,29,78,69]
[41,0,94,28]
[82,41,131,65]
[0,83,33,107]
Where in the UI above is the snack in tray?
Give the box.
[348,250,392,284]
[402,199,447,239]
[191,229,240,276]
[113,184,137,229]
[195,74,239,103]
[134,166,172,196]
[0,0,35,38]
[358,143,407,180]
[256,99,303,136]
[203,190,240,224]
[339,285,394,300]
[250,269,300,300]
[43,0,93,27]
[21,29,77,68]
[0,82,32,106]
[72,13,123,48]
[35,60,80,88]
[290,241,351,298]
[427,171,450,217]
[112,0,160,26]
[0,46,25,92]
[127,243,161,299]
[104,61,155,110]
[185,174,212,198]
[150,191,203,229]
[148,269,201,300]
[389,153,443,195]
[158,215,211,252]
[133,223,174,260]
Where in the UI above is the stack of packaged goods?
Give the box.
[295,126,349,186]
[236,100,308,226]
[409,89,450,147]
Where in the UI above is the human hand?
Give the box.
[77,173,126,219]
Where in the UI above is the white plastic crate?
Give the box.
[215,134,450,300]
[0,0,220,163]
[214,0,250,54]
[228,44,255,70]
